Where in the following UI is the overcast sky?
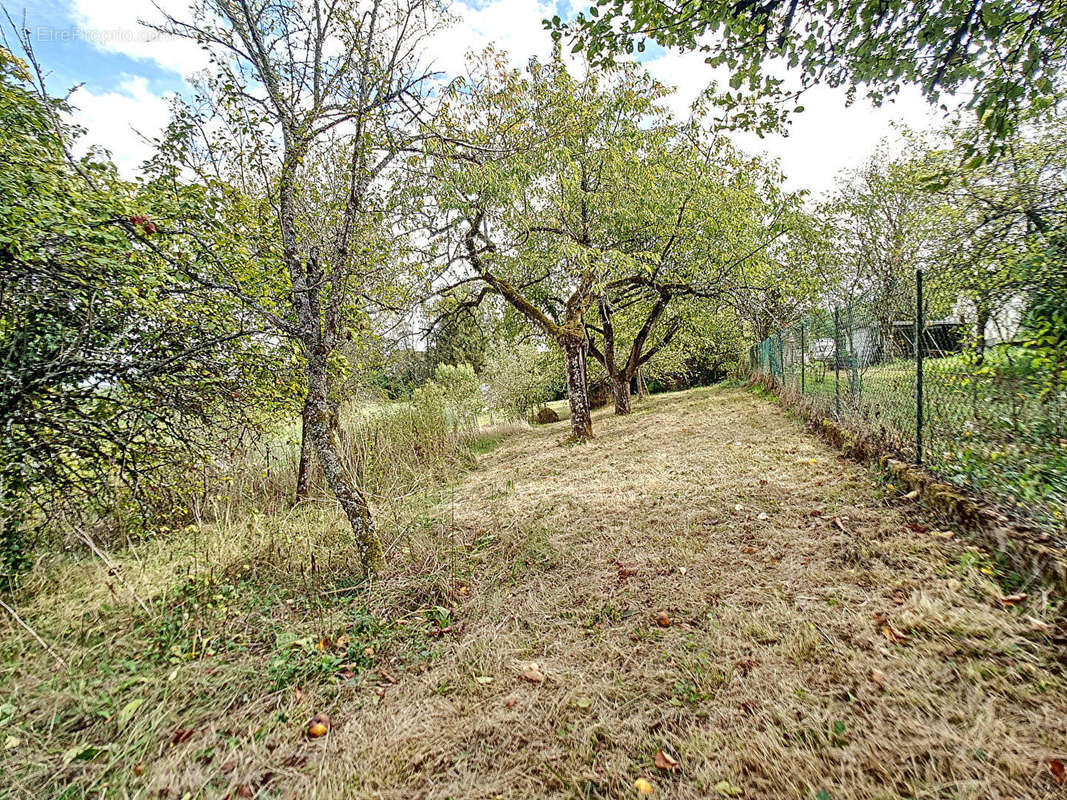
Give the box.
[14,0,952,198]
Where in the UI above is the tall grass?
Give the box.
[0,391,523,799]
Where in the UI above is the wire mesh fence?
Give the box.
[750,268,1066,538]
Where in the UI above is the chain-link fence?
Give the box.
[750,268,1066,538]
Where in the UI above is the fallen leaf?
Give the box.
[875,613,910,643]
[740,546,757,555]
[116,698,145,729]
[293,686,304,704]
[306,712,331,738]
[654,749,678,772]
[518,662,545,683]
[62,744,110,765]
[869,668,886,688]
[998,593,1028,607]
[3,735,20,750]
[902,489,920,500]
[1050,758,1066,784]
[655,611,671,627]
[170,728,194,746]
[504,697,517,709]
[634,777,655,795]
[881,625,911,644]
[474,676,494,684]
[714,779,742,796]
[131,761,145,776]
[734,659,759,675]
[575,696,592,709]
[235,785,255,798]
[220,758,237,773]
[615,560,638,579]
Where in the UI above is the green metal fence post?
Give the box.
[778,330,785,387]
[849,304,859,400]
[768,336,775,389]
[800,322,806,394]
[915,269,924,465]
[834,306,841,417]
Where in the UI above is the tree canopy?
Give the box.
[555,0,1067,148]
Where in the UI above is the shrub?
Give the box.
[484,342,562,420]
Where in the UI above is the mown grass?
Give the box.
[1,387,1064,799]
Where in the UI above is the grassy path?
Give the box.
[2,386,1064,799]
[307,386,1065,799]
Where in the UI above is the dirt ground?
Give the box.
[298,386,1066,799]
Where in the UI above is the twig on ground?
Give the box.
[0,598,67,667]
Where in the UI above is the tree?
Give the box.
[0,44,288,587]
[915,114,1067,358]
[155,0,443,574]
[584,130,801,413]
[825,149,943,343]
[827,116,1067,362]
[0,45,300,588]
[427,53,677,439]
[1018,226,1067,385]
[555,0,1067,148]
[641,301,750,388]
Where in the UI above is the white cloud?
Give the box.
[426,0,558,77]
[69,0,210,78]
[643,48,951,198]
[63,0,957,193]
[68,76,173,177]
[732,85,944,199]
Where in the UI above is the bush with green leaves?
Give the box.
[1019,226,1067,384]
[0,47,281,588]
[483,342,562,421]
[413,364,483,431]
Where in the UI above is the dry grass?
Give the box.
[2,386,1065,799]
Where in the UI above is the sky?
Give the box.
[10,0,952,198]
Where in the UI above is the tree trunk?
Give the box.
[974,307,990,363]
[563,339,593,439]
[295,399,313,503]
[611,374,631,415]
[637,367,650,399]
[306,356,384,575]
